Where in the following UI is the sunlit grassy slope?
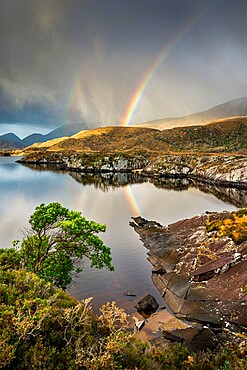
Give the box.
[20,116,247,155]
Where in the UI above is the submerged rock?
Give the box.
[124,291,136,297]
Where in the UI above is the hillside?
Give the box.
[2,97,247,149]
[19,126,166,156]
[19,116,247,157]
[136,97,247,130]
[0,139,21,151]
[0,133,22,144]
[156,116,247,152]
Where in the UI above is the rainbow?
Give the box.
[64,0,218,218]
[121,0,217,127]
[124,185,141,216]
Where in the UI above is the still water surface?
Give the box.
[0,157,240,313]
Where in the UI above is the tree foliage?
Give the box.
[18,202,114,288]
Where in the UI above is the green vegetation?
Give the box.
[206,208,247,244]
[1,268,246,369]
[157,119,247,152]
[1,202,114,289]
[0,205,246,369]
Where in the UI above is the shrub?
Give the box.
[206,209,247,244]
[1,202,114,289]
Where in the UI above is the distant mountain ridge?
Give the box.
[0,122,96,149]
[1,97,247,150]
[0,133,22,144]
[0,139,21,150]
[136,97,247,130]
[21,122,95,146]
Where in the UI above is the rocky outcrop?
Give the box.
[144,154,247,188]
[17,152,149,173]
[62,154,149,172]
[133,309,217,351]
[193,156,247,185]
[17,153,247,188]
[130,211,247,330]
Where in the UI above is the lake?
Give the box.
[0,156,245,313]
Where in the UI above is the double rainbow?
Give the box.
[65,1,218,218]
[121,0,217,127]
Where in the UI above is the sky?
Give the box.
[0,0,247,137]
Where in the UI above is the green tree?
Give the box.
[19,202,114,289]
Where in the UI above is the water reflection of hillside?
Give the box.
[69,171,146,190]
[192,182,247,208]
[21,163,247,207]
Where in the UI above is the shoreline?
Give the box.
[16,152,247,189]
[129,211,247,331]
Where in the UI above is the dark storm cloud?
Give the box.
[0,0,247,134]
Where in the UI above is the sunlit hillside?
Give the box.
[20,127,166,156]
[24,136,70,150]
[18,117,247,157]
[136,97,247,130]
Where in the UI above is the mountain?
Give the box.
[0,133,23,150]
[0,122,96,149]
[20,116,247,156]
[45,122,97,140]
[2,97,247,150]
[136,97,247,130]
[0,133,22,145]
[21,133,46,147]
[0,140,22,150]
[0,133,22,144]
[22,122,97,146]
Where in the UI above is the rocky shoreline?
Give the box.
[145,154,247,189]
[130,211,247,332]
[17,152,247,189]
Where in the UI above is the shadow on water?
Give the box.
[21,163,247,208]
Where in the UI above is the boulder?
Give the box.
[152,265,167,275]
[161,325,216,351]
[134,294,159,316]
[158,316,217,351]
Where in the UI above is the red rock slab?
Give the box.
[191,255,234,282]
[238,242,247,255]
[205,260,247,302]
[134,310,187,343]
